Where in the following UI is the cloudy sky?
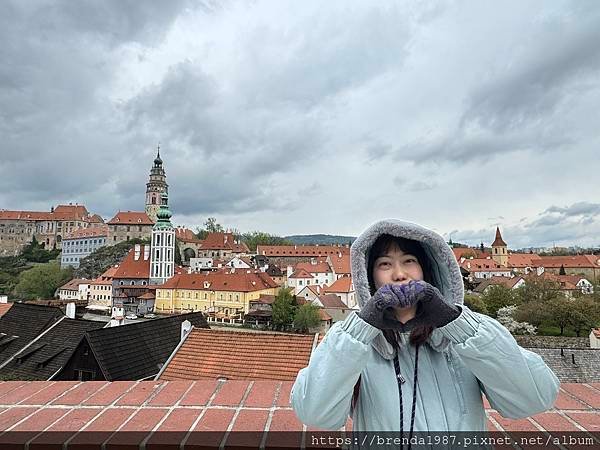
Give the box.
[2,0,600,249]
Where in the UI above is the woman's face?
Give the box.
[372,242,424,324]
[373,242,424,290]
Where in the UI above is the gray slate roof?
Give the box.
[526,347,600,383]
[0,303,64,367]
[83,312,210,381]
[0,317,105,380]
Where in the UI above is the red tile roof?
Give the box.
[159,271,278,292]
[64,225,109,239]
[90,266,119,285]
[453,248,491,260]
[57,278,90,291]
[0,302,13,317]
[491,227,507,247]
[324,277,354,293]
[200,233,249,252]
[158,328,316,381]
[107,211,154,225]
[112,246,151,279]
[318,309,332,321]
[508,253,543,267]
[288,268,313,279]
[0,205,92,222]
[535,255,600,268]
[327,252,351,274]
[317,294,348,309]
[257,245,350,257]
[295,261,332,274]
[175,227,202,243]
[461,259,509,271]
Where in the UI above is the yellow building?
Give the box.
[491,227,509,267]
[155,270,279,318]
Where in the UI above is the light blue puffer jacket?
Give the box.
[291,219,560,432]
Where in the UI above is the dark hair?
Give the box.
[366,234,434,346]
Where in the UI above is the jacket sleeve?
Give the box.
[291,311,381,430]
[433,304,560,419]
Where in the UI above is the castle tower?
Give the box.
[150,193,175,285]
[145,145,169,223]
[491,227,508,267]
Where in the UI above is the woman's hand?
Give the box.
[358,281,460,331]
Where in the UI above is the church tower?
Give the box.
[145,145,169,223]
[491,227,508,267]
[150,193,175,285]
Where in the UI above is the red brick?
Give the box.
[244,381,279,407]
[83,381,136,406]
[276,381,294,407]
[104,408,168,450]
[0,382,54,404]
[0,407,37,430]
[19,382,79,405]
[565,412,600,432]
[482,394,492,410]
[590,383,600,390]
[532,412,580,432]
[179,380,218,406]
[28,408,103,450]
[268,409,304,431]
[51,381,109,406]
[67,408,136,450]
[561,384,600,409]
[0,381,27,399]
[490,412,538,432]
[148,380,193,406]
[553,391,590,410]
[265,410,303,449]
[211,380,250,407]
[0,407,71,449]
[226,410,269,448]
[145,408,200,449]
[185,409,235,448]
[115,382,162,406]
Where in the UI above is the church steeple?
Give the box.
[491,227,508,266]
[150,193,175,285]
[145,143,169,223]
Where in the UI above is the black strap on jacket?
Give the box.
[393,343,420,450]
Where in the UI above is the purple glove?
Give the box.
[358,280,460,331]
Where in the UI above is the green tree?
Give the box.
[240,231,293,252]
[13,262,73,300]
[271,288,296,331]
[20,236,60,263]
[569,297,600,337]
[174,238,182,265]
[481,285,516,318]
[463,294,488,315]
[514,276,561,304]
[204,217,224,233]
[514,301,548,328]
[544,296,573,335]
[293,303,321,333]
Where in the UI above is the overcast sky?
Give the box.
[2,0,600,249]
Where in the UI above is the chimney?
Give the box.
[311,258,317,265]
[134,244,141,260]
[0,295,7,304]
[181,320,192,341]
[338,252,342,258]
[224,235,228,244]
[143,245,150,260]
[66,303,76,319]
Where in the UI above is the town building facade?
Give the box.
[60,225,109,268]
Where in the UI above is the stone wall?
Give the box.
[515,335,590,349]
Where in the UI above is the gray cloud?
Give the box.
[1,0,600,244]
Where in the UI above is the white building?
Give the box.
[149,194,175,285]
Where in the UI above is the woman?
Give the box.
[291,219,559,437]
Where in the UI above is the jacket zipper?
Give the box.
[445,351,467,415]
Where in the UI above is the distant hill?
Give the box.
[283,234,356,246]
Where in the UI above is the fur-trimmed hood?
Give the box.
[350,218,464,357]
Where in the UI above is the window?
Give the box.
[75,369,95,381]
[127,226,131,231]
